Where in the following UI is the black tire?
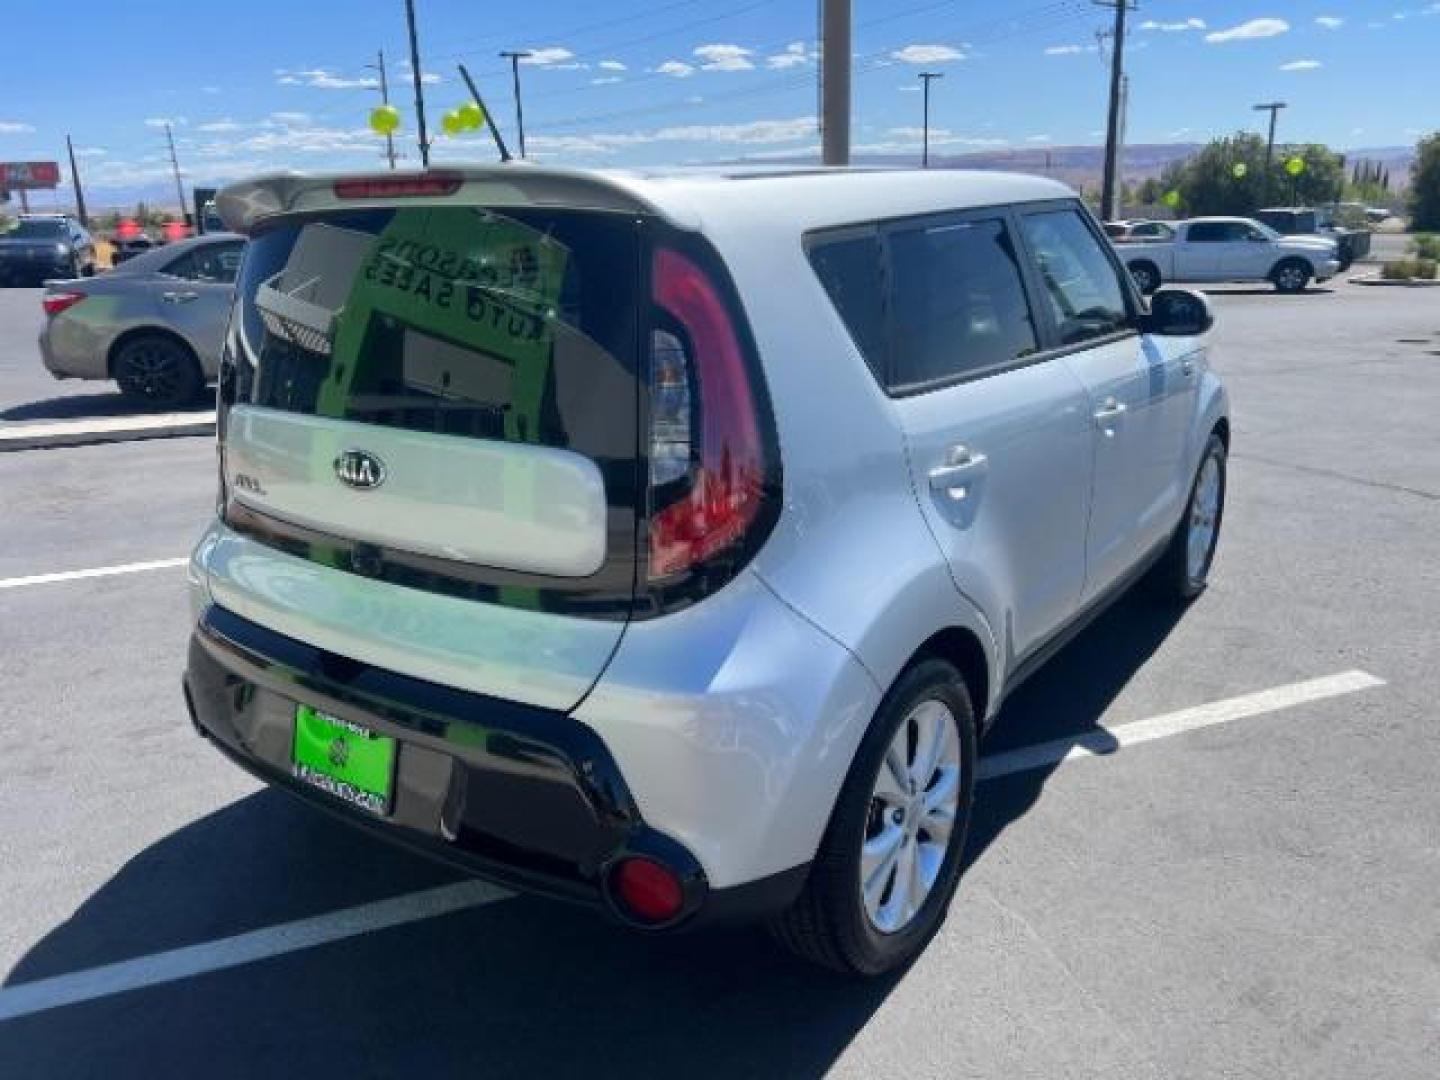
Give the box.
[1129,260,1161,295]
[112,334,204,409]
[1271,258,1311,294]
[769,659,978,976]
[1150,432,1227,602]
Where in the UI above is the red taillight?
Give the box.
[648,247,767,580]
[333,172,462,199]
[610,857,685,924]
[42,292,86,317]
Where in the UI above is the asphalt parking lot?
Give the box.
[2,273,1438,1078]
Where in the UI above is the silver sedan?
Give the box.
[39,233,245,408]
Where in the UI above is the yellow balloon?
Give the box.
[1231,162,1248,179]
[442,109,463,137]
[457,101,485,130]
[369,104,401,135]
[1285,156,1306,177]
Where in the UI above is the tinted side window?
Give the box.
[808,234,885,381]
[887,217,1038,390]
[165,241,244,283]
[1187,222,1228,243]
[1018,208,1132,346]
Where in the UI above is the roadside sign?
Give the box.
[0,161,61,189]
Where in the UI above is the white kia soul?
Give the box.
[184,166,1229,975]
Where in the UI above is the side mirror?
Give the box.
[1142,287,1213,337]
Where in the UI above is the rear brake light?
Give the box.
[333,173,462,199]
[42,292,86,317]
[610,857,685,924]
[648,247,767,581]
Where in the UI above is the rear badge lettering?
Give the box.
[334,449,387,491]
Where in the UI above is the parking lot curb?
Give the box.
[1348,275,1440,288]
[0,411,216,451]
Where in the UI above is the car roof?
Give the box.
[217,163,1078,236]
[108,231,245,273]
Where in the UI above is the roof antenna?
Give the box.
[457,63,513,163]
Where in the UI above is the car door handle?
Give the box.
[1093,398,1128,434]
[928,447,988,500]
[161,291,199,303]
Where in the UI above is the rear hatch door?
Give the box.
[213,202,642,712]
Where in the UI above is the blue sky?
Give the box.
[1,0,1436,206]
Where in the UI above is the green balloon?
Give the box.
[441,109,463,138]
[457,101,485,130]
[1162,190,1181,208]
[1286,156,1306,176]
[368,104,401,136]
[1232,162,1248,179]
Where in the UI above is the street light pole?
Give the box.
[403,0,430,168]
[66,134,89,227]
[163,122,187,223]
[498,50,533,158]
[918,72,943,168]
[1253,101,1287,204]
[365,49,399,169]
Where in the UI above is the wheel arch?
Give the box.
[106,324,200,379]
[902,626,993,731]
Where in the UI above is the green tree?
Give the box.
[1161,133,1346,215]
[1411,133,1440,231]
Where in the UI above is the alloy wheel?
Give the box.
[860,698,962,934]
[1187,451,1222,581]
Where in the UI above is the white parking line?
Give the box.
[0,558,188,591]
[0,669,1384,1023]
[0,881,508,1023]
[979,670,1385,780]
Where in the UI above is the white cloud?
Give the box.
[1026,134,1052,143]
[0,120,35,134]
[654,60,695,78]
[201,85,222,95]
[1279,59,1322,71]
[270,111,311,124]
[890,44,964,64]
[197,119,243,132]
[143,117,186,129]
[520,47,581,68]
[1138,18,1206,32]
[527,116,815,157]
[766,41,813,69]
[1044,44,1095,55]
[276,68,379,90]
[72,146,107,157]
[1315,16,1344,29]
[1205,18,1290,43]
[598,59,627,71]
[591,76,622,85]
[694,44,754,71]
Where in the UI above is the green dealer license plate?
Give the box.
[291,705,396,816]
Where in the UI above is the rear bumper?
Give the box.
[183,604,807,929]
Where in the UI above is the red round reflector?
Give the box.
[611,857,684,924]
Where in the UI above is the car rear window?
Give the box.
[232,206,639,454]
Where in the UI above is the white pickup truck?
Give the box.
[1116,216,1343,295]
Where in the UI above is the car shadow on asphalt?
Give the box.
[1,590,1185,1078]
[964,587,1187,874]
[1,391,214,422]
[1200,285,1335,297]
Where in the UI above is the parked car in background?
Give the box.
[1253,207,1370,270]
[184,165,1228,976]
[1103,219,1176,243]
[0,214,97,284]
[110,233,159,266]
[1119,216,1341,294]
[39,232,245,407]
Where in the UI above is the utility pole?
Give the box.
[65,134,89,227]
[403,0,430,167]
[163,122,187,222]
[1253,101,1287,203]
[498,51,533,158]
[820,0,850,165]
[366,49,399,169]
[1095,0,1134,222]
[918,72,943,168]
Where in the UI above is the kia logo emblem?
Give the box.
[334,449,386,490]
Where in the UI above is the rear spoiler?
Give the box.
[215,165,684,235]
